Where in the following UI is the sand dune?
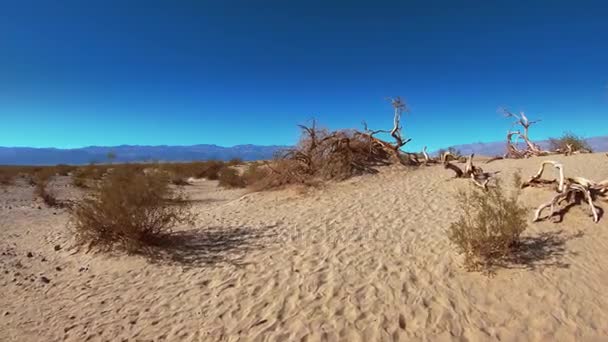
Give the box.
[1,154,608,341]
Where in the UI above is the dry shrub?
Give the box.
[218,167,246,188]
[0,169,15,186]
[448,177,528,272]
[249,123,393,191]
[196,161,225,180]
[32,169,60,207]
[70,167,196,254]
[55,164,75,176]
[227,158,243,166]
[71,164,108,188]
[436,146,463,159]
[549,132,592,153]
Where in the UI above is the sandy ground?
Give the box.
[1,154,608,342]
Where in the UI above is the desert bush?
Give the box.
[448,177,528,272]
[71,164,109,188]
[247,123,393,191]
[32,169,60,207]
[228,158,243,166]
[196,161,225,180]
[549,132,592,153]
[0,169,16,186]
[217,167,246,188]
[70,167,196,254]
[55,164,75,176]
[436,146,462,158]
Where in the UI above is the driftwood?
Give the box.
[442,153,499,190]
[421,146,438,165]
[523,161,608,223]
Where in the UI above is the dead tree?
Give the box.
[360,97,418,165]
[420,146,438,165]
[501,108,552,158]
[442,152,499,189]
[522,161,608,223]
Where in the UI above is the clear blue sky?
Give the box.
[1,0,607,151]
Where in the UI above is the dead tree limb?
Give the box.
[525,161,606,223]
[421,146,438,165]
[442,153,499,190]
[500,108,553,158]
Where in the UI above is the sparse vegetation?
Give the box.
[549,132,592,154]
[245,121,399,191]
[0,169,16,186]
[436,146,462,159]
[70,167,197,254]
[218,167,246,188]
[32,168,60,207]
[448,177,528,272]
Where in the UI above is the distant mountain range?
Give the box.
[437,135,608,156]
[1,135,607,165]
[0,144,290,165]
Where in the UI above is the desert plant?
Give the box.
[32,169,60,207]
[436,146,462,159]
[548,132,592,154]
[227,158,243,166]
[0,169,15,186]
[55,164,75,176]
[448,177,528,272]
[217,167,246,188]
[70,167,196,254]
[196,161,225,180]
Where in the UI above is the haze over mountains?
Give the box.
[1,136,607,165]
[0,144,289,165]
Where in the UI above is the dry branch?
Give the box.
[442,153,498,190]
[525,160,606,223]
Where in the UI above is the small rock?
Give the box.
[3,311,9,316]
[37,206,42,210]
[41,257,46,262]
[69,315,76,320]
[54,245,61,251]
[40,276,51,284]
[55,266,62,271]
[26,252,33,258]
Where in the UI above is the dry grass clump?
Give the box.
[70,167,196,254]
[549,132,592,153]
[71,164,108,188]
[448,176,528,272]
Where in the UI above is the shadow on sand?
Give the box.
[498,230,583,271]
[144,225,277,268]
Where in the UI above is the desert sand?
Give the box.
[1,153,608,341]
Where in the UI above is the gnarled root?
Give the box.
[528,161,605,223]
[442,153,498,190]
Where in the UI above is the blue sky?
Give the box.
[1,0,607,151]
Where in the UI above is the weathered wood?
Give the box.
[527,161,606,223]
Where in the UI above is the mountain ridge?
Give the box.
[2,136,607,165]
